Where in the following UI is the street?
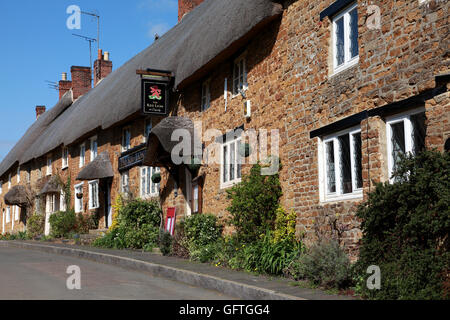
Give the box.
[0,247,238,300]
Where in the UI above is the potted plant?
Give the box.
[152,172,162,184]
[76,192,83,199]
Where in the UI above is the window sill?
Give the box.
[321,191,363,204]
[220,179,242,190]
[330,57,359,78]
[62,166,68,171]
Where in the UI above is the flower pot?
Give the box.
[76,193,83,199]
[152,172,162,184]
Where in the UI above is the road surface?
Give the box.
[0,247,238,300]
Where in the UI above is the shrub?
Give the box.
[159,230,173,256]
[123,224,159,249]
[184,214,223,249]
[49,210,77,238]
[273,206,297,244]
[190,241,224,263]
[294,240,352,289]
[355,150,450,300]
[118,199,161,229]
[171,221,190,259]
[27,213,45,238]
[93,228,126,249]
[76,213,97,234]
[227,163,282,243]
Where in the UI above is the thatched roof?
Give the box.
[0,0,283,178]
[77,151,114,180]
[40,176,62,195]
[4,185,29,207]
[143,117,201,167]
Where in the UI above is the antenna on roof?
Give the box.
[80,10,100,53]
[46,80,59,91]
[72,34,97,84]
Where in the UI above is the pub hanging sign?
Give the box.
[141,79,169,116]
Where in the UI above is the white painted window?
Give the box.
[46,194,60,214]
[233,55,247,95]
[332,2,359,74]
[201,79,211,111]
[386,108,426,183]
[121,171,129,194]
[122,127,131,152]
[220,136,242,189]
[319,126,363,202]
[0,181,2,194]
[14,206,19,221]
[90,136,98,162]
[193,182,199,213]
[62,147,69,169]
[140,167,160,198]
[6,207,11,223]
[46,155,52,176]
[17,166,20,183]
[88,180,100,210]
[79,143,85,168]
[74,183,84,213]
[144,119,152,143]
[8,174,11,189]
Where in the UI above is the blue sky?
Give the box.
[0,0,178,161]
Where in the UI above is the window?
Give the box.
[62,147,69,169]
[8,174,11,189]
[140,167,160,198]
[14,206,19,221]
[46,194,60,214]
[201,79,211,111]
[221,136,242,188]
[89,180,100,210]
[122,127,131,152]
[320,126,363,201]
[121,171,129,194]
[386,108,426,183]
[332,2,359,74]
[192,182,199,214]
[46,155,52,176]
[233,55,247,95]
[26,167,31,183]
[74,183,84,213]
[6,207,10,223]
[144,119,152,143]
[17,166,20,183]
[79,143,85,168]
[60,190,67,212]
[0,181,2,194]
[90,136,98,162]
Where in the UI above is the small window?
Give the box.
[46,156,52,176]
[144,119,152,143]
[221,136,242,188]
[201,79,211,111]
[0,181,2,195]
[140,167,160,198]
[14,206,19,221]
[89,180,100,210]
[62,147,69,169]
[193,182,199,214]
[8,174,11,189]
[320,126,363,201]
[74,183,84,213]
[6,207,11,223]
[121,171,129,194]
[386,108,426,183]
[79,143,86,168]
[332,3,359,74]
[122,127,131,152]
[233,55,247,95]
[90,137,98,162]
[17,166,20,183]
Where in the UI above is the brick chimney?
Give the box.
[36,106,46,120]
[94,49,113,86]
[178,0,204,22]
[59,72,72,99]
[71,66,92,100]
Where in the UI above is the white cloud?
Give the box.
[148,22,170,39]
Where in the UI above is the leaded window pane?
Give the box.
[349,8,359,59]
[223,145,228,183]
[326,141,336,193]
[353,132,363,189]
[230,142,235,181]
[339,134,352,194]
[411,112,426,155]
[391,121,406,175]
[335,17,345,66]
[237,140,242,179]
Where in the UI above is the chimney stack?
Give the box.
[94,49,113,86]
[36,106,46,120]
[71,66,92,100]
[178,0,204,22]
[59,72,72,99]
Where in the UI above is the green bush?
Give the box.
[290,240,352,289]
[49,210,77,238]
[117,199,161,229]
[184,214,223,249]
[171,221,190,259]
[123,224,159,249]
[93,228,126,249]
[355,150,450,300]
[227,163,282,243]
[159,230,173,256]
[27,214,45,238]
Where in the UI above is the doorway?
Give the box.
[104,179,113,229]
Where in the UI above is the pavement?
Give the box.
[0,241,356,300]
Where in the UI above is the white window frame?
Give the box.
[318,126,363,202]
[386,107,426,183]
[17,166,20,183]
[79,143,86,168]
[220,136,242,189]
[90,136,98,162]
[0,181,2,195]
[8,174,11,189]
[88,180,100,210]
[74,182,84,213]
[6,207,11,224]
[144,118,152,143]
[62,147,69,169]
[332,2,359,75]
[140,166,160,198]
[46,155,52,176]
[14,206,19,221]
[122,127,131,152]
[201,79,211,111]
[232,54,248,96]
[121,171,129,194]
